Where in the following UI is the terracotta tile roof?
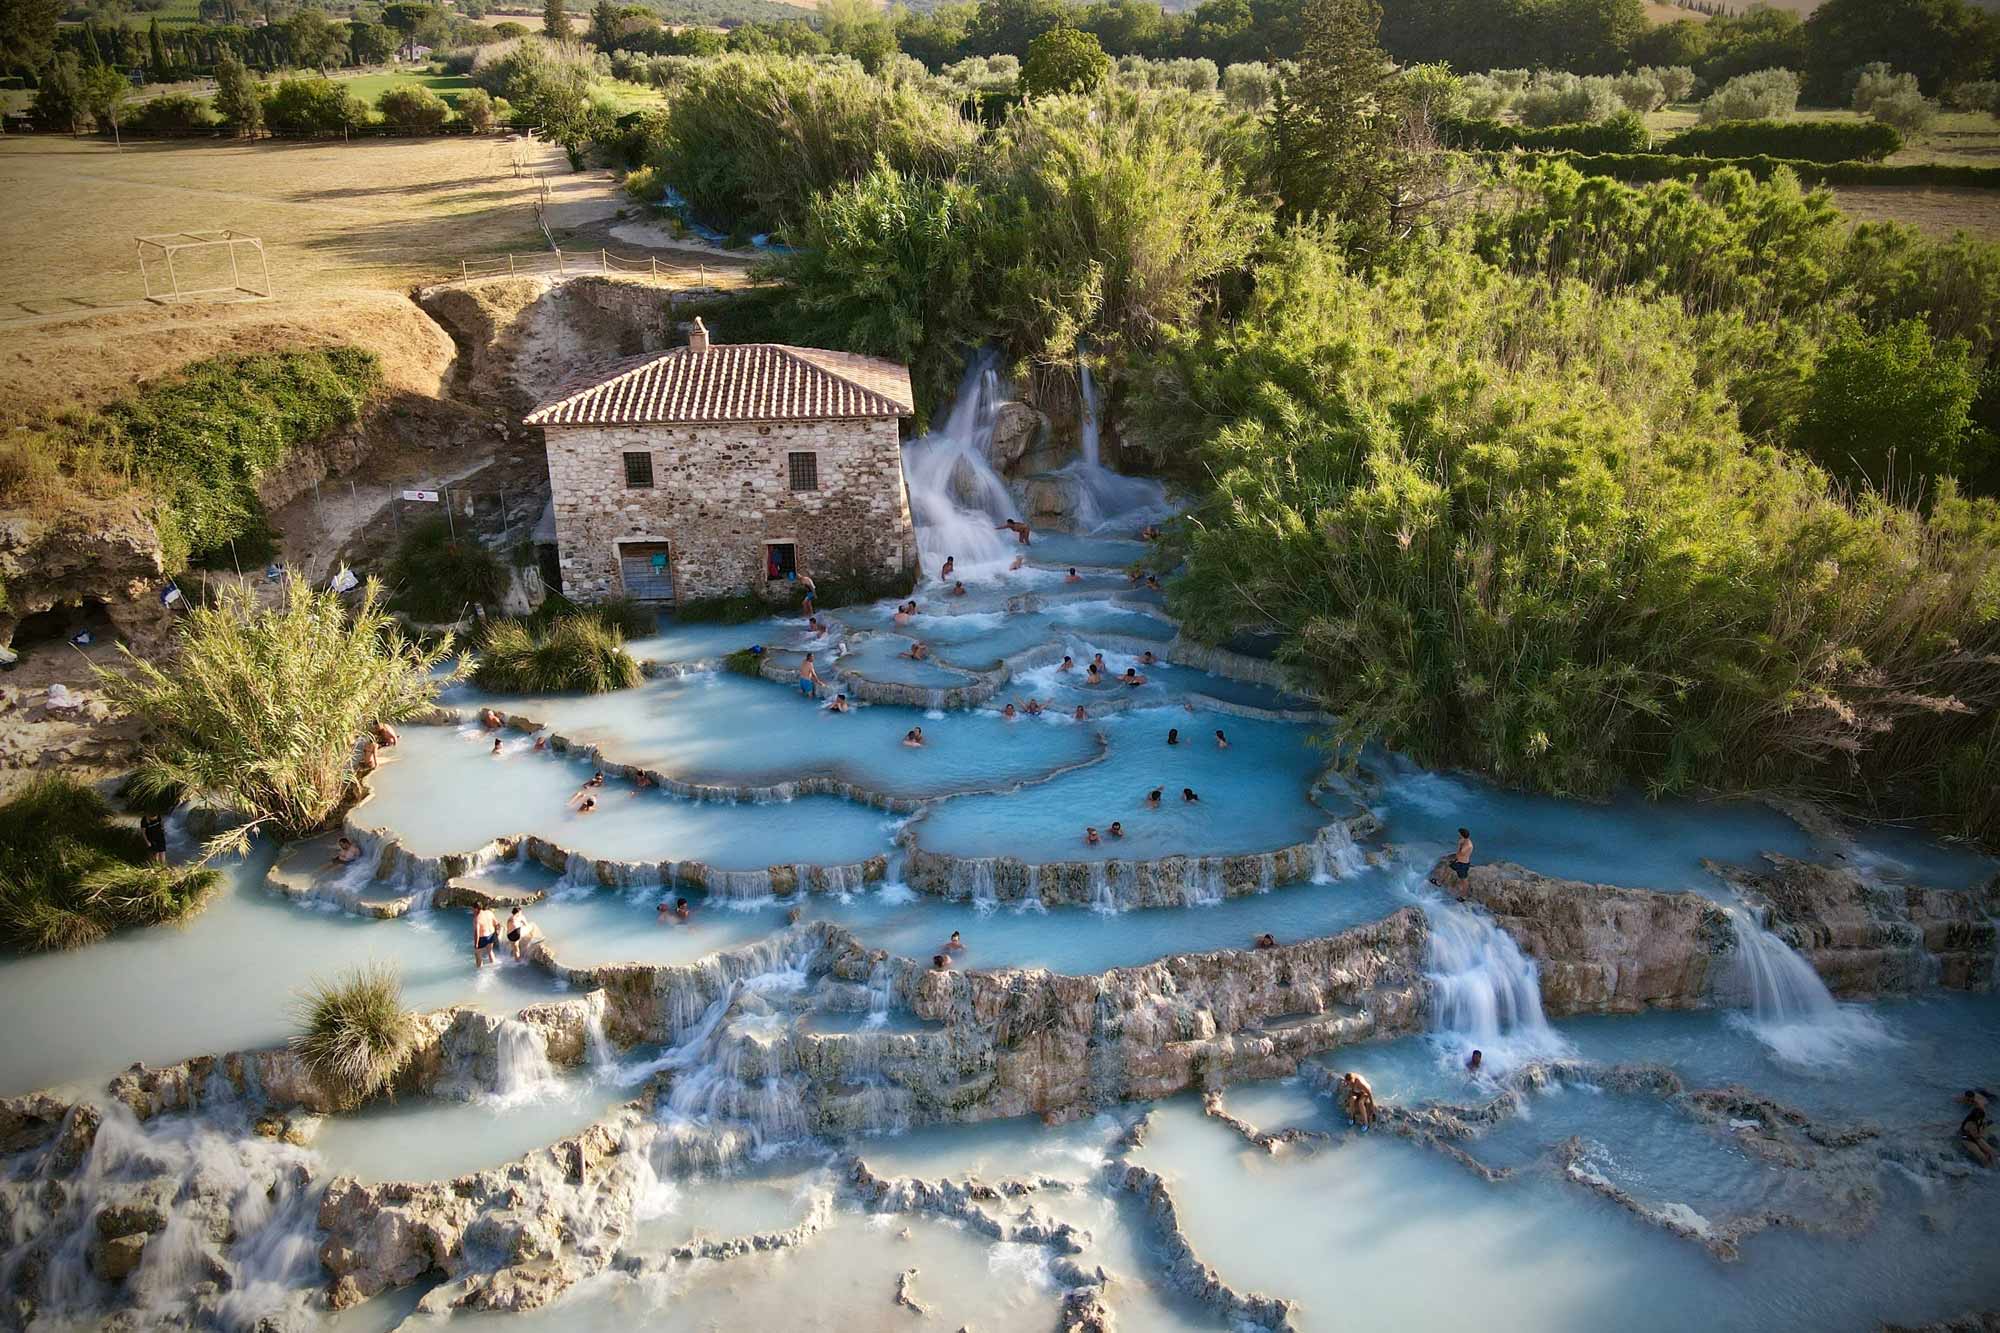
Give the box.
[524,343,915,427]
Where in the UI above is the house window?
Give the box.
[623,452,654,488]
[766,542,797,582]
[787,452,819,492]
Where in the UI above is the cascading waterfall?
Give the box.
[1424,893,1567,1074]
[1721,905,1894,1067]
[1186,858,1225,907]
[1059,361,1171,535]
[1310,823,1366,884]
[900,350,1021,578]
[865,959,895,1027]
[489,1019,564,1107]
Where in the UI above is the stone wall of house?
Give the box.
[545,416,915,603]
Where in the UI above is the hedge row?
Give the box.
[1439,111,1651,154]
[1532,151,2000,190]
[1660,118,1903,163]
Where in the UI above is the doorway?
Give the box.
[618,542,675,603]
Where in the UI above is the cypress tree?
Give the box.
[149,17,170,78]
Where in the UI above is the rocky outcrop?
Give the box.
[1430,860,1735,1015]
[0,496,170,655]
[1709,854,2000,996]
[1108,1162,1295,1330]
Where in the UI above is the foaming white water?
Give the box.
[1310,823,1366,883]
[488,1018,566,1107]
[1061,362,1171,535]
[1424,890,1568,1074]
[901,351,1021,579]
[1721,906,1896,1068]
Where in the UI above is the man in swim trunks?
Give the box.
[473,906,499,969]
[1339,1072,1377,1130]
[505,906,537,960]
[141,812,169,865]
[799,652,824,698]
[1451,828,1474,881]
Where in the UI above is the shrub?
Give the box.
[263,75,370,135]
[457,86,498,131]
[1870,87,1939,136]
[1220,61,1276,111]
[1850,63,1920,115]
[470,615,642,693]
[1611,70,1666,114]
[376,84,451,134]
[385,519,506,623]
[1442,111,1649,153]
[1699,68,1799,123]
[97,576,463,846]
[1537,151,2000,190]
[1792,318,1980,494]
[647,53,978,233]
[1515,72,1620,127]
[292,964,417,1108]
[1646,65,1697,103]
[0,775,219,953]
[721,647,765,676]
[129,91,215,132]
[1945,80,2000,114]
[1663,118,1902,163]
[1022,27,1111,99]
[1399,62,1466,122]
[622,162,662,202]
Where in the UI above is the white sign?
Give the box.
[401,489,441,503]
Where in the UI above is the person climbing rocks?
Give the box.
[1340,1071,1377,1131]
[997,519,1032,545]
[472,906,499,969]
[505,906,540,960]
[1451,828,1474,881]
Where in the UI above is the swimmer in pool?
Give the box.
[824,694,851,714]
[1010,554,1025,571]
[576,796,597,814]
[1182,788,1199,803]
[1962,1090,1996,1167]
[951,581,968,597]
[1108,821,1124,838]
[1058,655,1075,673]
[675,897,692,922]
[894,602,915,626]
[903,727,925,748]
[941,557,955,579]
[1065,567,1082,583]
[1254,933,1277,949]
[1085,662,1103,685]
[1139,650,1156,666]
[1073,705,1088,721]
[1467,1049,1484,1075]
[533,734,548,751]
[1146,788,1162,808]
[570,772,605,805]
[1215,729,1230,749]
[1091,653,1106,673]
[1167,728,1180,746]
[1122,667,1147,687]
[491,736,503,755]
[945,930,965,953]
[1001,703,1017,719]
[1084,826,1101,845]
[1024,698,1043,716]
[902,641,929,660]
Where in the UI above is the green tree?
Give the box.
[0,0,64,79]
[29,50,87,132]
[377,82,450,132]
[285,7,344,69]
[1793,319,1979,495]
[589,0,618,47]
[1803,0,1999,102]
[967,0,1068,56]
[347,19,396,65]
[543,0,570,42]
[147,15,168,78]
[457,84,498,130]
[1021,25,1109,97]
[213,51,263,133]
[99,576,463,847]
[1268,0,1397,225]
[80,61,129,137]
[821,0,897,70]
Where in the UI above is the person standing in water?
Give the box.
[1451,828,1474,881]
[505,906,538,960]
[799,652,824,698]
[140,812,168,865]
[941,556,955,579]
[472,906,499,969]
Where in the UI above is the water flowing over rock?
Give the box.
[1430,859,1735,1015]
[1708,854,2000,996]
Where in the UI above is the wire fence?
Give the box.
[455,247,729,287]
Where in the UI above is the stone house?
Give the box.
[526,320,917,606]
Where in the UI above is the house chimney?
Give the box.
[688,317,709,353]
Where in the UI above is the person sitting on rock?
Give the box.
[480,708,504,730]
[903,727,925,748]
[1340,1071,1377,1131]
[331,836,361,865]
[1254,933,1277,950]
[1962,1090,1996,1167]
[1451,828,1474,881]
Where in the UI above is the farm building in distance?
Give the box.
[527,319,917,606]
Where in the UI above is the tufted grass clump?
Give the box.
[385,519,507,624]
[471,616,642,694]
[292,964,417,1108]
[0,775,219,953]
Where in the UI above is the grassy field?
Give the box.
[335,71,481,106]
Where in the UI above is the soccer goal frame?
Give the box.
[135,232,273,303]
